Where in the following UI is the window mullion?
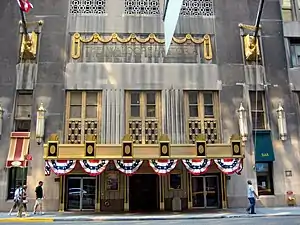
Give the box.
[81,92,86,143]
[141,93,146,144]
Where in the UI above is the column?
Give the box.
[59,175,66,212]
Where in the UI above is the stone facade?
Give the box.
[0,0,298,211]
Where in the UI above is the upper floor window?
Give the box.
[180,0,214,17]
[249,91,266,130]
[127,91,161,144]
[66,91,102,144]
[186,91,218,144]
[290,40,300,67]
[281,0,293,21]
[70,0,106,14]
[14,92,33,132]
[124,0,160,15]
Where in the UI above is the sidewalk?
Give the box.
[0,207,299,222]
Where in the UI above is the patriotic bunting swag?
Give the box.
[48,160,76,175]
[114,160,143,175]
[149,159,177,175]
[214,158,241,174]
[44,161,51,176]
[235,159,243,175]
[182,159,212,175]
[80,160,109,176]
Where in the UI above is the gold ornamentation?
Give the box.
[124,145,131,155]
[48,134,59,142]
[87,145,93,154]
[198,145,205,154]
[49,145,56,154]
[243,34,260,61]
[161,145,168,154]
[230,134,241,141]
[233,144,240,154]
[20,32,38,60]
[86,134,96,142]
[71,33,212,60]
[122,134,133,142]
[239,23,261,31]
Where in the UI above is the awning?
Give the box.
[253,130,275,162]
[6,132,30,168]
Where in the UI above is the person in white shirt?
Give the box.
[246,180,259,214]
[8,184,22,216]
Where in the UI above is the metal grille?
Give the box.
[188,120,201,144]
[124,0,160,15]
[180,0,214,16]
[84,120,98,141]
[68,120,82,144]
[128,120,143,144]
[145,119,159,144]
[70,0,106,14]
[204,119,218,143]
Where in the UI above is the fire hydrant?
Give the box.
[286,191,296,206]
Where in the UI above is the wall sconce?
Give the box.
[237,103,248,141]
[0,104,4,139]
[36,103,46,145]
[276,103,287,141]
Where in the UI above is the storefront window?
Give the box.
[7,167,27,200]
[256,162,274,195]
[169,174,182,190]
[106,172,119,191]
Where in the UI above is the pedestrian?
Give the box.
[8,184,21,216]
[22,185,28,217]
[33,181,44,215]
[246,180,259,214]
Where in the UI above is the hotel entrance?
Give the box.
[129,174,159,211]
[191,174,221,208]
[66,176,96,210]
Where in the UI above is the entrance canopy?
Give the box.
[6,132,30,168]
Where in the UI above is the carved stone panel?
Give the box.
[124,0,160,15]
[70,0,106,14]
[180,0,214,16]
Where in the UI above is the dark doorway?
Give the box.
[129,174,158,212]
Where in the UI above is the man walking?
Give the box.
[33,181,44,215]
[8,184,22,216]
[246,180,259,214]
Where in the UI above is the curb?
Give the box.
[0,217,54,223]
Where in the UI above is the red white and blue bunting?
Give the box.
[214,158,241,175]
[114,160,143,175]
[47,160,76,175]
[182,159,212,175]
[44,161,51,176]
[80,159,109,176]
[235,159,243,175]
[149,159,178,175]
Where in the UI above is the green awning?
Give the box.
[253,130,275,162]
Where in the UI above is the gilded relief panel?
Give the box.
[70,33,213,63]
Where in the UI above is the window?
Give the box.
[256,162,274,195]
[124,0,160,15]
[7,168,27,200]
[14,92,33,132]
[290,40,300,67]
[186,91,218,144]
[249,91,266,130]
[180,0,214,17]
[127,91,161,144]
[282,0,293,21]
[66,91,101,144]
[169,173,182,190]
[69,0,106,14]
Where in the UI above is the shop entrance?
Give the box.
[191,174,221,208]
[66,176,96,210]
[129,174,159,211]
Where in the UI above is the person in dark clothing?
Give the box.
[33,181,44,215]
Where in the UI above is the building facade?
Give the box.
[0,0,297,212]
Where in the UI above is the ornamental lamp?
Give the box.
[237,103,248,141]
[36,103,46,145]
[276,103,287,141]
[0,104,4,138]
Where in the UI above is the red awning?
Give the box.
[6,132,30,168]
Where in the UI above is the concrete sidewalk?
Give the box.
[0,207,299,222]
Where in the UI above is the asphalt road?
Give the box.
[1,216,300,225]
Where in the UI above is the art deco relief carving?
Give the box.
[71,33,213,63]
[180,0,214,16]
[70,0,106,14]
[124,0,160,15]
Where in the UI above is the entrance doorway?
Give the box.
[191,174,221,208]
[66,176,96,210]
[129,174,158,211]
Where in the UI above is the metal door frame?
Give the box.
[67,177,96,211]
[191,175,220,209]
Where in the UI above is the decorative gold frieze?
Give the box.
[71,33,213,61]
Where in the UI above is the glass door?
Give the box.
[82,177,96,210]
[205,176,219,208]
[67,177,81,210]
[191,175,220,208]
[67,177,96,210]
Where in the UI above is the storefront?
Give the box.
[43,134,244,212]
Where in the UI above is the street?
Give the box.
[1,216,300,225]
